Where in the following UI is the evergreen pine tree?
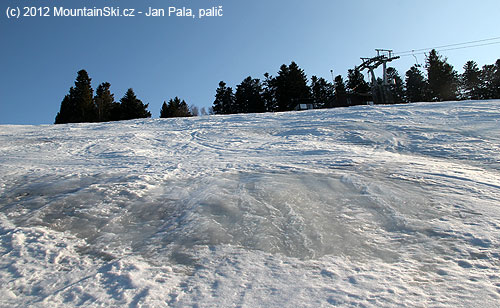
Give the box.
[274,64,290,111]
[94,82,116,122]
[274,62,311,111]
[347,68,370,95]
[213,81,235,115]
[108,101,123,121]
[54,94,73,124]
[461,61,482,100]
[177,98,191,117]
[346,68,370,105]
[165,98,179,118]
[386,67,405,103]
[73,69,96,122]
[162,97,192,118]
[119,88,151,120]
[235,77,266,113]
[405,65,429,103]
[55,69,96,124]
[310,76,334,108]
[425,49,459,101]
[333,75,348,107]
[493,59,500,99]
[159,101,169,118]
[479,63,496,99]
[262,73,277,112]
[478,60,500,99]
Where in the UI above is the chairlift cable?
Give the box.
[394,36,500,56]
[396,41,500,58]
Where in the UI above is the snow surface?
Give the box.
[1,100,499,307]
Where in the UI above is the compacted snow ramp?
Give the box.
[0,100,499,307]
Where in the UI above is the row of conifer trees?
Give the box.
[212,49,500,115]
[55,50,500,123]
[54,70,195,124]
[55,70,151,124]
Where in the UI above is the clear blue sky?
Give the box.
[1,0,499,124]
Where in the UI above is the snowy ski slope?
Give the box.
[0,100,499,307]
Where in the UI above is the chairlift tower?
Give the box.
[358,49,400,104]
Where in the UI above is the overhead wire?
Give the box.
[393,36,500,57]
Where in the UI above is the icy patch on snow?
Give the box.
[1,100,500,307]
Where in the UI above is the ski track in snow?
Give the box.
[0,100,499,307]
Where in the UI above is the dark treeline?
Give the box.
[56,50,500,123]
[160,97,192,118]
[212,49,500,115]
[55,70,152,124]
[55,70,198,124]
